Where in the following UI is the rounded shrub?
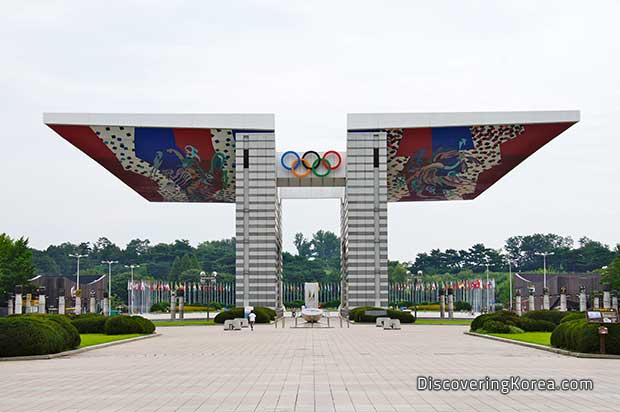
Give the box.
[550,319,620,354]
[471,311,520,332]
[71,314,107,334]
[45,315,81,349]
[214,307,273,324]
[150,302,170,312]
[482,320,511,333]
[348,307,415,324]
[0,316,66,357]
[104,316,143,335]
[131,316,155,334]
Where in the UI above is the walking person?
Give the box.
[248,310,256,331]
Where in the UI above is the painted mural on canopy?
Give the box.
[48,125,237,202]
[385,122,574,202]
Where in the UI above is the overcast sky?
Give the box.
[1,1,619,261]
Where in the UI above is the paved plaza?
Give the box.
[1,323,619,412]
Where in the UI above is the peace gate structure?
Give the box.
[44,111,579,310]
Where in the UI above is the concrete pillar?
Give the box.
[439,291,446,319]
[447,289,454,320]
[89,296,96,313]
[8,297,14,315]
[58,296,65,315]
[38,294,46,314]
[103,296,110,316]
[612,294,618,312]
[560,289,567,312]
[603,291,611,309]
[542,288,550,310]
[75,296,81,315]
[594,295,600,309]
[528,294,535,312]
[25,293,32,314]
[170,292,176,320]
[579,288,587,312]
[14,293,22,314]
[515,291,522,316]
[178,296,185,320]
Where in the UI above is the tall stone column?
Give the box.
[38,294,46,314]
[89,295,96,314]
[8,296,14,315]
[14,293,22,314]
[178,295,184,320]
[235,131,279,308]
[559,287,567,312]
[543,288,550,310]
[439,290,446,319]
[447,288,454,319]
[515,290,522,316]
[58,294,65,315]
[603,287,611,309]
[103,292,110,316]
[612,293,618,312]
[579,287,587,312]
[170,291,176,320]
[75,294,81,315]
[345,131,388,308]
[25,293,32,314]
[593,293,600,309]
[528,287,535,312]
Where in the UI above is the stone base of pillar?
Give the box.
[543,294,550,310]
[528,296,535,312]
[579,293,587,312]
[89,297,96,313]
[179,297,185,320]
[8,299,14,315]
[515,296,522,316]
[560,294,567,312]
[103,298,110,316]
[14,293,22,315]
[439,295,445,319]
[603,292,611,309]
[447,294,454,320]
[594,297,600,309]
[38,295,46,314]
[75,296,81,315]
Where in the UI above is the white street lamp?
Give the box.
[535,252,555,290]
[505,258,517,312]
[69,253,87,314]
[125,264,140,314]
[102,260,118,316]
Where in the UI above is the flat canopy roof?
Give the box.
[347,110,579,130]
[45,111,579,203]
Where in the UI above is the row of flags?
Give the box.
[391,278,496,292]
[127,280,233,292]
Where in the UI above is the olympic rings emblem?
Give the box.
[280,150,342,177]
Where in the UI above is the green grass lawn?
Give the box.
[153,319,217,327]
[78,334,142,348]
[488,332,552,346]
[415,319,472,325]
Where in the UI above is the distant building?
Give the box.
[29,274,107,312]
[513,272,600,310]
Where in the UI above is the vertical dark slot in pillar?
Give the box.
[243,149,249,168]
[373,148,379,168]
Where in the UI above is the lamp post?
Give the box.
[69,253,87,314]
[125,264,140,314]
[102,260,118,316]
[506,258,517,312]
[535,252,554,290]
[485,262,490,312]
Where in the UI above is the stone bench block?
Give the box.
[384,319,401,330]
[224,319,242,330]
[376,317,391,327]
[236,318,249,328]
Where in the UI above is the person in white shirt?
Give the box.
[248,311,257,331]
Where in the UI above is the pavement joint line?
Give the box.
[465,331,620,359]
[0,332,161,362]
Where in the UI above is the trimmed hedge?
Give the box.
[104,315,155,335]
[471,310,564,333]
[0,315,80,357]
[523,310,566,326]
[348,307,416,324]
[560,311,585,323]
[214,307,275,324]
[549,319,618,353]
[482,320,511,333]
[71,314,107,334]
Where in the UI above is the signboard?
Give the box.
[587,310,619,324]
[365,310,388,317]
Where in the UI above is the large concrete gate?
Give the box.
[45,111,579,310]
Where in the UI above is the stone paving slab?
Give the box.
[1,323,619,411]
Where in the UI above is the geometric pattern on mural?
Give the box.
[49,125,237,202]
[385,122,576,202]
